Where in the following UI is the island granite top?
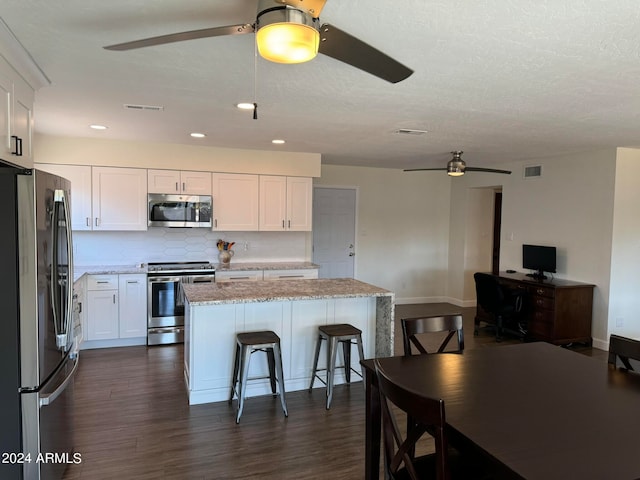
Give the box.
[182,278,393,305]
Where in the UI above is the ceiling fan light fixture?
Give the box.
[256,7,319,64]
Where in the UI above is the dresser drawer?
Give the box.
[529,295,555,311]
[528,285,555,299]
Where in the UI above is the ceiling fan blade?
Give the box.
[281,0,328,18]
[403,168,448,172]
[103,24,254,51]
[465,167,512,175]
[318,24,413,83]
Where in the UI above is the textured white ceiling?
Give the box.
[3,1,640,170]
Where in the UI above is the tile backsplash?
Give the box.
[73,229,311,266]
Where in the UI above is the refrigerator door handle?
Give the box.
[39,354,79,408]
[51,189,75,351]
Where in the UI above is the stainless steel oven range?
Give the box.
[147,261,215,345]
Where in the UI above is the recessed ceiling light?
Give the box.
[89,124,108,130]
[272,139,286,144]
[236,103,255,110]
[190,133,206,138]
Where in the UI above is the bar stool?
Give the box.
[308,323,365,409]
[228,330,288,424]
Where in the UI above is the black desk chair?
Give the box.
[374,359,492,480]
[474,272,524,342]
[401,315,464,356]
[608,334,640,372]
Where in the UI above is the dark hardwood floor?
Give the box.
[63,304,607,479]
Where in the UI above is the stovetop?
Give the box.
[147,261,215,273]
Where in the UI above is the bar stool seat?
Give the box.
[228,330,288,424]
[309,323,365,409]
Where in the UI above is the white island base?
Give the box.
[182,278,394,405]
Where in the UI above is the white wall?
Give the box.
[315,165,451,303]
[608,148,640,340]
[449,149,617,348]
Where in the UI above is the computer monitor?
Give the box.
[522,244,556,279]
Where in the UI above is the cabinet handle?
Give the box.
[96,281,109,284]
[175,182,179,192]
[86,217,91,227]
[11,135,22,156]
[78,302,82,313]
[282,220,285,229]
[95,218,100,227]
[288,220,291,228]
[127,281,138,284]
[183,182,186,191]
[214,219,218,228]
[113,294,116,304]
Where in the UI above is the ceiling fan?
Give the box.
[404,151,512,176]
[103,0,413,84]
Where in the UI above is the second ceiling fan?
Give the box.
[104,0,413,84]
[404,151,512,176]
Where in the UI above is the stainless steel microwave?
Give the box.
[148,193,212,228]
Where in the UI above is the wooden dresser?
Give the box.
[475,272,595,346]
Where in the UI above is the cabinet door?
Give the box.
[118,274,147,338]
[148,169,180,194]
[35,164,93,231]
[181,171,211,195]
[212,173,259,231]
[286,177,313,231]
[0,61,12,159]
[11,79,34,165]
[86,289,119,340]
[259,175,287,231]
[92,167,147,230]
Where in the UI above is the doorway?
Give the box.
[312,187,357,278]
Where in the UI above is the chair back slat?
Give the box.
[402,315,464,356]
[608,334,640,372]
[375,358,450,480]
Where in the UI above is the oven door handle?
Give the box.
[148,276,182,283]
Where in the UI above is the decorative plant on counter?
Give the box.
[217,240,235,265]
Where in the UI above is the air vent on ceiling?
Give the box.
[523,165,542,178]
[394,128,428,136]
[123,104,164,111]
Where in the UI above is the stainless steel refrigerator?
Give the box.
[0,165,79,480]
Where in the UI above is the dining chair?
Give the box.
[608,334,640,372]
[374,358,491,480]
[401,315,464,356]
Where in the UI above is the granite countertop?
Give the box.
[214,261,318,271]
[74,261,318,278]
[182,278,393,305]
[75,265,147,277]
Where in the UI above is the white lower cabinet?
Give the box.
[86,275,119,341]
[262,269,318,281]
[118,274,147,338]
[83,273,147,348]
[215,270,263,283]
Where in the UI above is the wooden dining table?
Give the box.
[362,342,640,480]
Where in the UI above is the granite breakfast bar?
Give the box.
[181,278,394,405]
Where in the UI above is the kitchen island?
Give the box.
[182,278,394,405]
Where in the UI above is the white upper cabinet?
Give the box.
[148,169,211,195]
[35,164,93,231]
[259,176,312,231]
[212,173,259,231]
[92,167,147,230]
[286,176,313,231]
[0,56,34,167]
